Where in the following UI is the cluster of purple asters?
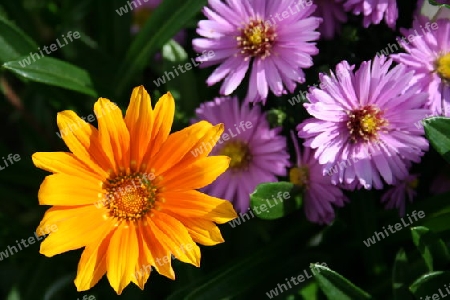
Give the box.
[144,0,450,224]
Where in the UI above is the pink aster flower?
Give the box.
[289,131,348,225]
[381,174,419,216]
[297,56,430,190]
[192,0,321,104]
[338,0,398,29]
[313,0,348,39]
[191,96,290,213]
[391,17,450,116]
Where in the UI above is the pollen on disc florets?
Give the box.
[435,52,450,84]
[103,172,158,221]
[219,140,252,171]
[237,19,277,59]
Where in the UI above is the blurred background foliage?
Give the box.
[1,0,450,299]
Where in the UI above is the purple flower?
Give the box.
[192,96,290,212]
[338,0,398,29]
[297,56,430,190]
[381,174,419,216]
[290,132,348,225]
[313,0,348,39]
[391,17,450,116]
[193,0,321,104]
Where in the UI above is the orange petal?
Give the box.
[106,222,139,295]
[124,86,154,172]
[149,212,200,267]
[140,218,175,280]
[143,92,175,161]
[32,152,105,181]
[168,214,225,246]
[57,111,111,178]
[74,227,114,291]
[160,190,237,224]
[94,98,130,175]
[131,224,155,289]
[149,121,214,176]
[38,174,103,206]
[162,156,230,191]
[39,205,114,257]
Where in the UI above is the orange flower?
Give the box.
[32,86,237,294]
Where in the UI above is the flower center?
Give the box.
[435,53,450,84]
[347,105,388,142]
[237,19,276,59]
[103,173,157,220]
[133,8,153,29]
[219,141,252,170]
[289,167,309,188]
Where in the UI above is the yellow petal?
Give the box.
[94,98,130,175]
[124,86,154,172]
[74,228,113,291]
[57,111,111,178]
[39,205,114,257]
[32,152,105,181]
[131,224,155,289]
[106,222,139,295]
[160,190,237,224]
[162,156,230,191]
[149,212,200,267]
[38,174,103,206]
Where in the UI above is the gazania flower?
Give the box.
[391,17,450,116]
[32,86,237,294]
[297,56,429,189]
[289,132,348,225]
[192,96,290,213]
[338,0,398,29]
[381,174,419,216]
[192,0,321,104]
[313,0,348,40]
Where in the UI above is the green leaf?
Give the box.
[250,182,302,220]
[418,209,450,233]
[113,0,207,97]
[392,249,414,300]
[409,271,450,298]
[411,226,450,271]
[423,117,450,164]
[311,263,373,300]
[162,39,188,62]
[428,0,450,9]
[2,57,97,96]
[0,15,37,63]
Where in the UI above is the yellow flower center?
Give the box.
[436,53,450,83]
[289,167,309,188]
[407,178,419,189]
[219,141,252,170]
[237,19,276,59]
[133,8,153,29]
[104,173,157,220]
[347,105,388,143]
